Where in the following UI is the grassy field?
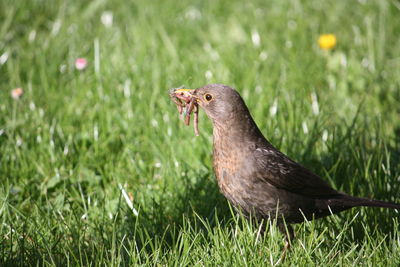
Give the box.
[1,0,400,265]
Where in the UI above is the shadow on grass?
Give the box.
[2,125,399,266]
[120,170,232,244]
[293,120,400,243]
[119,115,400,258]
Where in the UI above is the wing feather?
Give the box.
[253,147,339,197]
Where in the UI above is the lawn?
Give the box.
[1,0,400,266]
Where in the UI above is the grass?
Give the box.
[1,0,400,265]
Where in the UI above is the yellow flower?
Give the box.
[318,34,337,50]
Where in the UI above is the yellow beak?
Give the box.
[174,88,195,94]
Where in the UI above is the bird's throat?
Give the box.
[212,111,264,146]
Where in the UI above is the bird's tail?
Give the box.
[354,197,400,209]
[339,195,400,210]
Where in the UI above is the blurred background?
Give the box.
[1,0,400,265]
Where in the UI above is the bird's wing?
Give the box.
[253,147,339,197]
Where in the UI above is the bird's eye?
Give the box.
[204,94,213,101]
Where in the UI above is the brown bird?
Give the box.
[171,84,400,244]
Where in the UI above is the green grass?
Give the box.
[1,0,400,265]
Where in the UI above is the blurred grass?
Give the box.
[1,0,400,265]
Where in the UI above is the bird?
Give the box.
[171,84,400,245]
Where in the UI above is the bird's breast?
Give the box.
[213,130,240,179]
[212,130,249,206]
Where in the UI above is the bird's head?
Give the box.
[172,84,264,141]
[174,84,247,124]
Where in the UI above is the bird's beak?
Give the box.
[172,88,197,103]
[174,89,195,93]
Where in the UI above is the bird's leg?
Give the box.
[278,223,294,261]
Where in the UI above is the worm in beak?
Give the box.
[169,88,199,136]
